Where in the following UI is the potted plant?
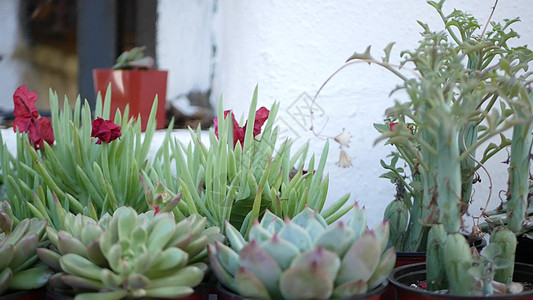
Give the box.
[308,0,532,297]
[0,85,162,224]
[93,46,167,131]
[349,1,533,297]
[0,201,52,299]
[208,204,396,299]
[144,86,354,237]
[36,203,221,300]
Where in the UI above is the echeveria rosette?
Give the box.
[91,117,122,144]
[37,206,221,300]
[209,204,396,299]
[12,85,55,150]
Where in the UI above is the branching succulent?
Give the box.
[208,205,396,299]
[344,0,532,296]
[373,0,533,253]
[0,201,52,294]
[144,87,353,236]
[37,206,221,300]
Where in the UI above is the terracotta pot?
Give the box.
[0,289,46,300]
[216,280,388,300]
[93,69,168,131]
[389,262,533,299]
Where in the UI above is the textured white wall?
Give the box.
[157,0,215,98]
[158,0,533,228]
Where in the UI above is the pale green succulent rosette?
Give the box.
[209,204,396,299]
[0,201,52,295]
[37,206,222,300]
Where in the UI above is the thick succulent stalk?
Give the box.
[490,227,517,285]
[436,119,462,233]
[426,225,446,291]
[506,92,533,233]
[414,125,439,251]
[384,199,408,250]
[459,122,478,208]
[442,233,475,295]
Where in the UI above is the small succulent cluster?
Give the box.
[0,201,51,295]
[209,205,396,299]
[37,206,219,300]
[112,46,155,70]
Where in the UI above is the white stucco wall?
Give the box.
[158,0,533,228]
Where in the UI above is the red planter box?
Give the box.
[93,69,167,131]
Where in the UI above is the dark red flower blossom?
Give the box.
[389,122,416,133]
[213,107,270,147]
[91,117,122,144]
[13,85,39,122]
[12,85,55,150]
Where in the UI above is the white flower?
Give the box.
[334,128,352,148]
[336,150,353,168]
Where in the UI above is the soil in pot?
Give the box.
[389,262,533,300]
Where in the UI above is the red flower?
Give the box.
[153,205,160,216]
[12,85,55,150]
[389,122,416,134]
[248,107,270,136]
[91,117,122,144]
[213,107,270,147]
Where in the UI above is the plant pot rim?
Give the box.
[93,68,168,73]
[389,262,533,299]
[216,279,388,299]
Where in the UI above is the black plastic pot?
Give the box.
[216,280,389,300]
[516,234,533,265]
[389,262,533,299]
[0,289,45,300]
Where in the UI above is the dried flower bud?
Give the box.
[336,149,353,168]
[334,128,352,148]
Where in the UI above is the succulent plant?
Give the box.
[0,201,52,295]
[112,46,155,70]
[360,1,532,296]
[147,87,353,237]
[37,206,221,300]
[208,204,396,299]
[370,0,533,255]
[0,85,160,223]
